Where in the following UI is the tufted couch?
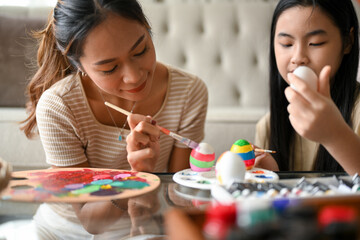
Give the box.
[1,0,359,170]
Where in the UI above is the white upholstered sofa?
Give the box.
[1,0,359,170]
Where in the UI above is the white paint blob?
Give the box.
[196,142,215,154]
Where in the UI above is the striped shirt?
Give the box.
[36,64,208,172]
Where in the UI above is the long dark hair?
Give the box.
[268,0,359,171]
[21,0,151,138]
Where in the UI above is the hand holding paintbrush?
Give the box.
[112,103,162,172]
[105,102,200,150]
[105,101,276,154]
[254,149,276,153]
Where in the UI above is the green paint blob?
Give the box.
[71,185,101,194]
[110,180,149,189]
[197,180,211,184]
[234,139,250,146]
[110,181,125,187]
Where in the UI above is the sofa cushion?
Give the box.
[0,9,48,107]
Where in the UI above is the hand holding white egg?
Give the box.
[286,65,347,144]
[291,66,318,91]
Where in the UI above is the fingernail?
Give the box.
[150,119,156,125]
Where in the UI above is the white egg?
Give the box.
[292,66,318,91]
[215,151,246,186]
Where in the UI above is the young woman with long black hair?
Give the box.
[254,0,360,175]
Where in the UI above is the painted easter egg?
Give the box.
[215,151,246,186]
[292,66,318,91]
[190,142,215,172]
[230,139,255,170]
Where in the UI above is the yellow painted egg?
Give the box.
[230,139,255,170]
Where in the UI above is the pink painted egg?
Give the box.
[189,143,215,172]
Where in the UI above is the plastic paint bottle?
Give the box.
[318,205,358,240]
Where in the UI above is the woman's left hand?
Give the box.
[126,114,160,172]
[285,65,347,145]
[252,144,279,171]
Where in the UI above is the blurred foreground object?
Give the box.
[0,157,12,192]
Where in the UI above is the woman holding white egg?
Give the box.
[254,0,360,175]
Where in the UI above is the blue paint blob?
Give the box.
[255,175,273,179]
[110,180,149,189]
[91,179,113,185]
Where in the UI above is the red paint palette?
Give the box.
[0,168,160,202]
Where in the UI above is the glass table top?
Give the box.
[0,171,353,239]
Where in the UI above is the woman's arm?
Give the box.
[253,114,279,171]
[167,147,192,172]
[36,91,89,167]
[320,121,360,175]
[51,162,90,168]
[166,76,208,173]
[71,190,160,235]
[71,200,128,235]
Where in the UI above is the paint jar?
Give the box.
[318,205,358,240]
[280,205,320,240]
[203,203,237,240]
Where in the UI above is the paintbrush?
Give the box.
[254,149,276,154]
[104,101,200,149]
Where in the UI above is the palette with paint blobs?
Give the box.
[173,168,217,190]
[245,168,279,183]
[0,168,160,202]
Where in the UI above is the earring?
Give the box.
[79,69,87,77]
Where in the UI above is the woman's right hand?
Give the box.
[126,114,160,172]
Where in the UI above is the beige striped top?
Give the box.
[36,64,208,172]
